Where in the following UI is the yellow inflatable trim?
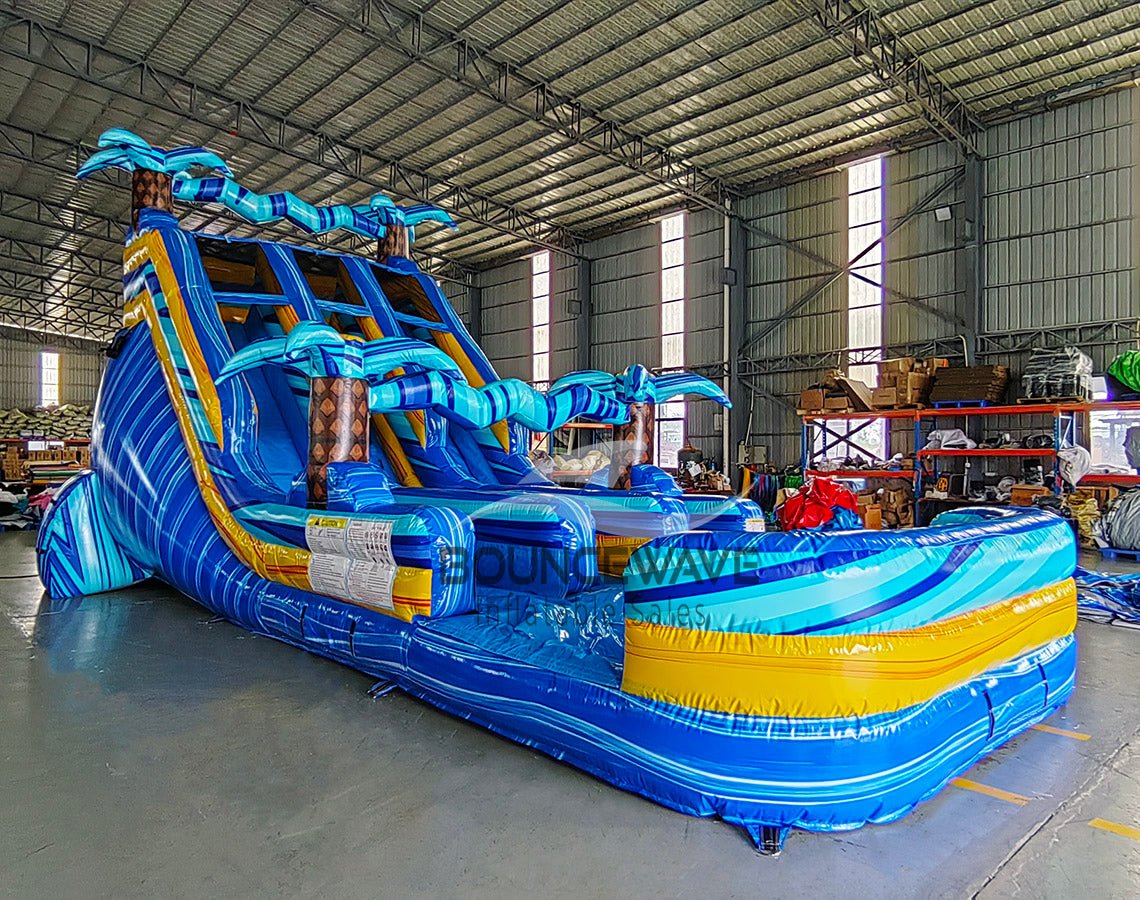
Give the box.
[621,579,1077,718]
[596,534,650,577]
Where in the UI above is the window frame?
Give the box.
[656,213,687,468]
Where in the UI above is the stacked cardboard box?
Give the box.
[856,490,882,529]
[2,445,21,481]
[798,371,875,414]
[0,441,91,482]
[1010,484,1052,506]
[869,358,946,409]
[928,365,1009,406]
[881,484,915,528]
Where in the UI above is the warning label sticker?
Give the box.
[305,515,394,565]
[306,515,351,555]
[345,518,395,567]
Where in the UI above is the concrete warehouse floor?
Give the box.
[2,530,1139,897]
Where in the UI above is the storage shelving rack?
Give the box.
[801,400,1140,525]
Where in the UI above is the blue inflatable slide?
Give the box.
[37,130,1078,853]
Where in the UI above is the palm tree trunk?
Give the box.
[307,376,370,507]
[610,401,655,490]
[377,224,410,263]
[130,169,174,230]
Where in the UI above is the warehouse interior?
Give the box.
[2,0,1140,894]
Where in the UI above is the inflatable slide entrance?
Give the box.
[37,130,1078,853]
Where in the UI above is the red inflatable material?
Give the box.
[778,477,858,530]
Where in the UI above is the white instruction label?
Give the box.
[307,554,396,612]
[345,518,396,567]
[744,517,766,533]
[306,514,397,612]
[307,552,351,598]
[347,559,396,611]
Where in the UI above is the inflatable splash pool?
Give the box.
[37,131,1078,853]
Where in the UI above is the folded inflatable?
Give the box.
[38,131,1078,854]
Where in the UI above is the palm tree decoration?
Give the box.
[365,194,457,259]
[365,371,626,432]
[78,127,459,247]
[217,322,463,507]
[77,128,232,229]
[171,179,457,246]
[550,364,730,488]
[549,364,729,406]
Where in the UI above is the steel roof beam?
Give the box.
[0,10,580,255]
[297,0,731,213]
[394,0,694,165]
[807,0,982,155]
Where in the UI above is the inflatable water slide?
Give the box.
[37,130,1079,853]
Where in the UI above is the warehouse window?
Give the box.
[847,157,884,383]
[531,251,551,390]
[845,157,886,460]
[40,351,60,407]
[658,212,686,468]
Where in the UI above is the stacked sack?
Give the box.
[0,404,93,439]
[1021,346,1092,401]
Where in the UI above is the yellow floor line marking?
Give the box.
[1032,724,1091,741]
[951,777,1030,806]
[1089,818,1140,842]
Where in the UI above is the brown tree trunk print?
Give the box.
[377,224,411,263]
[307,376,370,507]
[131,169,174,230]
[610,401,655,490]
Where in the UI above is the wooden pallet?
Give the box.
[1017,396,1089,405]
[1099,546,1140,562]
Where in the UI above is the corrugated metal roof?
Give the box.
[1,0,1138,338]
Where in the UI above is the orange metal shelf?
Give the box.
[803,400,1140,422]
[1080,473,1140,485]
[802,408,917,421]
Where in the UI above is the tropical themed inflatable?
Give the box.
[37,129,1078,854]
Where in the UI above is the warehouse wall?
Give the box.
[684,208,727,460]
[588,222,660,374]
[739,173,849,466]
[439,279,469,330]
[477,258,530,382]
[978,88,1139,374]
[474,211,731,462]
[0,334,104,408]
[469,87,1140,470]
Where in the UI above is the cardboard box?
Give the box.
[799,388,825,412]
[860,505,882,530]
[834,374,873,411]
[904,372,932,405]
[883,357,917,376]
[871,387,898,408]
[1011,484,1051,506]
[824,395,849,410]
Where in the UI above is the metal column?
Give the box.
[467,278,483,344]
[962,155,985,365]
[576,255,592,373]
[725,211,748,479]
